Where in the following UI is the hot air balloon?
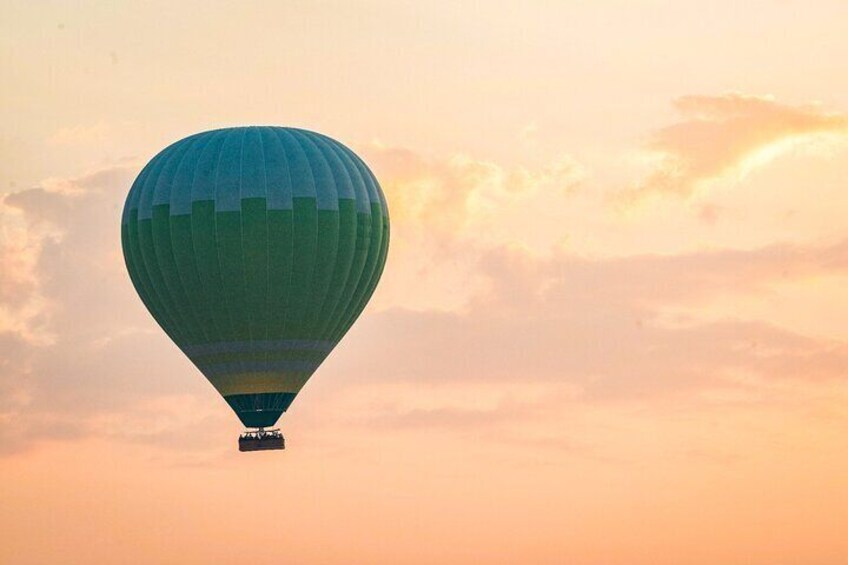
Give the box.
[120,127,389,451]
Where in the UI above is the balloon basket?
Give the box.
[239,428,285,452]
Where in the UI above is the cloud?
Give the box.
[632,93,848,198]
[2,145,848,458]
[323,240,848,442]
[361,143,586,311]
[0,165,217,454]
[0,190,62,343]
[0,166,141,341]
[363,143,585,240]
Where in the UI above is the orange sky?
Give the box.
[3,2,848,564]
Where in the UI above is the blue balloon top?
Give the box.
[122,126,388,224]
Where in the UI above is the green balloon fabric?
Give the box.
[121,127,389,428]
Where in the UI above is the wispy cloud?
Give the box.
[345,242,848,397]
[364,143,585,238]
[632,93,848,198]
[361,143,586,311]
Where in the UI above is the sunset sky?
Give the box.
[3,1,848,563]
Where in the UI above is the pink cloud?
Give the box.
[634,93,848,197]
[322,239,848,447]
[0,166,214,454]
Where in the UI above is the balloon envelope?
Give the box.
[121,127,389,428]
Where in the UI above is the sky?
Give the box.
[2,1,848,563]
